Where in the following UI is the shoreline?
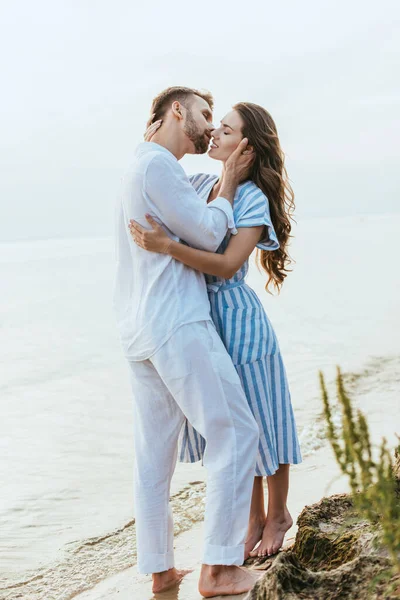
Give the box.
[74,445,350,600]
[2,356,399,600]
[2,214,399,598]
[2,212,399,246]
[72,356,400,600]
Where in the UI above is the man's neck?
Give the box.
[149,129,188,161]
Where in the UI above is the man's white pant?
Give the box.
[128,320,259,574]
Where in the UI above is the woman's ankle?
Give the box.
[249,511,267,526]
[266,506,292,521]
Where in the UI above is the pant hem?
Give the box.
[137,551,175,575]
[203,543,245,566]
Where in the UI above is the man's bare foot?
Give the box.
[199,564,262,598]
[244,518,266,561]
[152,567,192,594]
[249,508,293,558]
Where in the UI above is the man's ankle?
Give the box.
[202,564,234,577]
[152,567,173,579]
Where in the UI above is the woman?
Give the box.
[130,102,302,559]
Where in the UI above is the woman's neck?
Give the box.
[207,163,227,203]
[213,164,227,194]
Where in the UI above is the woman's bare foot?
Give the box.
[199,564,262,598]
[244,518,266,561]
[152,567,193,594]
[249,508,293,558]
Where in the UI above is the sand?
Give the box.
[65,358,400,600]
[74,444,349,600]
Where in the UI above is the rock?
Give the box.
[245,552,390,600]
[244,493,399,599]
[293,494,369,571]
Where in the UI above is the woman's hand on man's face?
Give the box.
[144,115,162,141]
[129,215,173,254]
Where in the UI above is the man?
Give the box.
[114,86,260,597]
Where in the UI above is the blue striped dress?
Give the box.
[178,173,302,476]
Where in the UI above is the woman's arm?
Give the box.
[130,215,263,279]
[168,226,263,277]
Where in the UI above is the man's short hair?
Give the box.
[147,86,214,127]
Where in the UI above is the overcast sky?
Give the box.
[1,0,399,241]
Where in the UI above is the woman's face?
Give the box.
[208,109,245,161]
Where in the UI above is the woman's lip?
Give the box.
[210,142,219,148]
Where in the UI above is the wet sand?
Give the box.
[75,445,350,600]
[74,523,247,600]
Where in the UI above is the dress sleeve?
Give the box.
[235,183,279,251]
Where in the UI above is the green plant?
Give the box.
[320,367,400,573]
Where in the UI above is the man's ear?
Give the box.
[171,101,184,120]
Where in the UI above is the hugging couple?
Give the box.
[113,86,302,597]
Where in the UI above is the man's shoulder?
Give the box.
[130,144,189,193]
[135,143,178,168]
[140,148,185,186]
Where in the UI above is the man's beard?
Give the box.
[183,112,209,154]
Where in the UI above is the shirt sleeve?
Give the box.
[235,184,279,251]
[144,153,237,252]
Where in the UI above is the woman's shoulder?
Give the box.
[237,180,265,199]
[236,181,269,209]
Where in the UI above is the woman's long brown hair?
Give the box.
[233,102,295,294]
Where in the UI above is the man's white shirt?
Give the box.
[113,141,237,361]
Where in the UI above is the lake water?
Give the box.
[1,214,399,599]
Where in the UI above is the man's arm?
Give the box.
[130,214,264,279]
[144,139,252,253]
[144,154,235,252]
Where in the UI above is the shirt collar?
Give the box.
[137,141,177,161]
